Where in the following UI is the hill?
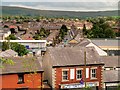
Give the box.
[1,6,119,18]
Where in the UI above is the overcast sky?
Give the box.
[1,0,119,11]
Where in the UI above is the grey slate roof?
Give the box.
[47,47,104,67]
[91,39,119,47]
[47,30,59,41]
[103,70,120,82]
[1,56,43,74]
[74,39,91,47]
[0,49,18,57]
[101,56,119,67]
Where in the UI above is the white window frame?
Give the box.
[91,68,97,79]
[76,68,83,80]
[62,69,69,81]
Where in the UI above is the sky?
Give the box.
[1,0,119,11]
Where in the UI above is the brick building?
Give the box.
[0,57,44,90]
[42,47,104,90]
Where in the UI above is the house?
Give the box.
[42,47,104,89]
[46,30,59,45]
[101,56,120,90]
[0,49,18,57]
[74,39,108,56]
[0,57,44,89]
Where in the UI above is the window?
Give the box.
[76,70,82,80]
[62,70,68,81]
[17,74,24,84]
[91,69,96,79]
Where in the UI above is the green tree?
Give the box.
[33,34,42,40]
[2,42,28,56]
[2,41,9,51]
[59,24,68,40]
[87,18,116,38]
[10,42,28,56]
[83,24,87,35]
[4,25,9,28]
[33,28,50,40]
[6,34,17,40]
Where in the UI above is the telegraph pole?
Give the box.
[84,49,87,88]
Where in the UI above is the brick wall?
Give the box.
[54,65,103,89]
[1,73,43,89]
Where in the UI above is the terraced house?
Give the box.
[0,57,44,90]
[42,47,104,90]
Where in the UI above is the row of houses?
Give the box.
[0,46,119,90]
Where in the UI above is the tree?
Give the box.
[2,42,28,56]
[33,28,50,40]
[83,24,87,35]
[10,42,28,56]
[59,24,68,40]
[87,18,116,38]
[6,34,17,40]
[2,42,9,51]
[4,25,9,28]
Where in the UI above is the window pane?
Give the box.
[91,69,96,78]
[62,71,68,80]
[76,70,82,79]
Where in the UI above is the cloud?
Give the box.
[2,0,119,2]
[2,1,118,11]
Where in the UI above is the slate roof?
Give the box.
[103,70,120,82]
[91,39,119,47]
[74,39,91,47]
[47,30,59,42]
[1,56,43,74]
[47,47,104,67]
[101,56,119,67]
[0,49,18,57]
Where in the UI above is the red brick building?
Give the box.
[0,57,44,90]
[43,47,104,90]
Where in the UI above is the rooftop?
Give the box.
[46,47,104,67]
[103,70,120,82]
[101,56,119,67]
[1,56,43,74]
[91,39,119,47]
[0,49,18,57]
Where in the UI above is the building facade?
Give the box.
[53,65,103,89]
[42,47,104,90]
[0,57,44,89]
[1,72,43,89]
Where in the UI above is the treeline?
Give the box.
[83,18,118,38]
